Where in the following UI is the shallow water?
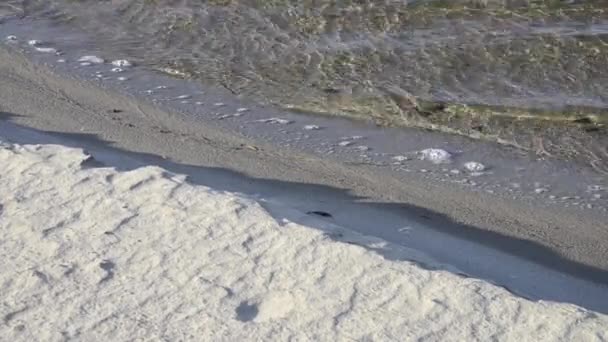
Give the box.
[2,0,608,171]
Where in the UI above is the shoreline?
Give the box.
[1,27,608,311]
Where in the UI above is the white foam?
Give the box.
[303,125,320,130]
[79,62,92,67]
[35,47,58,54]
[418,148,452,164]
[463,161,486,172]
[111,59,132,67]
[257,118,292,125]
[28,39,40,46]
[392,155,409,162]
[587,185,604,192]
[78,55,105,64]
[214,102,226,107]
[338,141,353,147]
[117,77,129,81]
[236,107,250,113]
[4,142,604,340]
[111,67,124,73]
[355,145,370,152]
[176,95,191,100]
[57,59,66,63]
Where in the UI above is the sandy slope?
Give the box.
[1,140,607,341]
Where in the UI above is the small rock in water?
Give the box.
[111,59,132,67]
[5,35,17,42]
[418,148,452,164]
[155,85,168,89]
[307,211,333,218]
[338,141,353,147]
[78,55,105,64]
[111,67,124,73]
[304,125,320,131]
[257,118,292,125]
[463,161,486,172]
[534,188,548,194]
[593,194,602,199]
[355,145,370,152]
[549,195,556,200]
[28,39,41,46]
[449,169,461,175]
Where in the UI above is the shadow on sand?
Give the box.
[1,111,608,314]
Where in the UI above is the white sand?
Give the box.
[1,139,607,341]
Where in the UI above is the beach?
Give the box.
[1,10,608,339]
